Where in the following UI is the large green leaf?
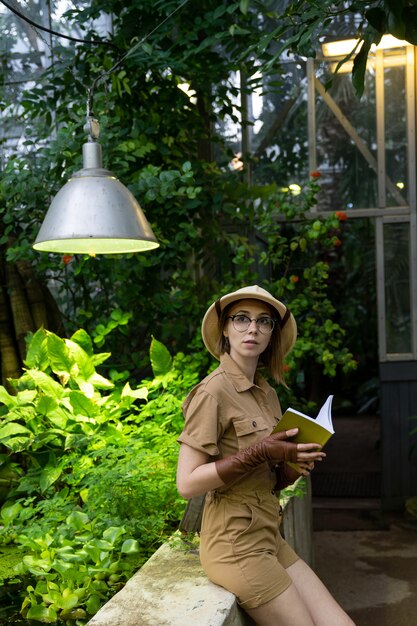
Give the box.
[352,39,372,99]
[102,526,126,544]
[150,337,173,376]
[24,370,65,399]
[26,604,57,623]
[37,397,69,429]
[365,7,386,33]
[91,351,112,367]
[64,433,90,450]
[52,563,87,582]
[404,6,417,44]
[50,587,80,611]
[46,333,73,377]
[83,539,114,563]
[40,464,63,492]
[121,382,148,401]
[69,390,98,418]
[76,380,95,398]
[0,435,33,452]
[386,0,406,39]
[121,538,140,554]
[24,328,48,370]
[239,0,249,15]
[0,386,17,409]
[23,555,52,575]
[66,510,90,531]
[0,422,32,439]
[36,395,58,416]
[85,372,114,390]
[86,594,102,615]
[70,328,94,355]
[65,338,95,379]
[16,389,37,404]
[1,501,22,524]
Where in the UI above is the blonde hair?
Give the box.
[216,301,287,385]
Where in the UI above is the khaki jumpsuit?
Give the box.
[178,353,299,610]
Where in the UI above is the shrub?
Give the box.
[0,330,189,624]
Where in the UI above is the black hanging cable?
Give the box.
[0,0,118,47]
[1,0,190,135]
[1,0,190,114]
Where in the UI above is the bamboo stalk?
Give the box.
[0,286,21,391]
[5,263,35,361]
[0,248,65,386]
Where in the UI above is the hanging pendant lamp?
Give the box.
[33,118,159,255]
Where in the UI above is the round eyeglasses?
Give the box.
[228,314,276,334]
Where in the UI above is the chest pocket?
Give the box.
[232,415,269,451]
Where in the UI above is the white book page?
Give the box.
[315,395,334,433]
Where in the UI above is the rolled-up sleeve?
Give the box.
[177,390,220,456]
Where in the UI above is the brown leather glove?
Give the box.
[215,431,298,485]
[273,463,301,491]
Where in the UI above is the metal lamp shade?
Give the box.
[33,142,159,254]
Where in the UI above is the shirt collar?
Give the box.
[219,352,270,393]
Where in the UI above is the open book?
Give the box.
[272,395,334,472]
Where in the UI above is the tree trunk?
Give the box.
[0,286,21,391]
[0,254,64,390]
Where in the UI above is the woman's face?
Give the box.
[224,299,274,365]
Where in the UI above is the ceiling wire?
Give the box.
[0,0,118,47]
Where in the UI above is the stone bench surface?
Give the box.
[86,538,249,626]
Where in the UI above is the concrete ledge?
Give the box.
[86,538,251,626]
[282,475,314,567]
[87,479,312,626]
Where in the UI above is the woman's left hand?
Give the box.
[296,461,315,476]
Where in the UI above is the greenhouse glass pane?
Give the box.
[250,61,309,185]
[384,222,411,353]
[315,59,378,211]
[215,61,310,186]
[384,50,407,207]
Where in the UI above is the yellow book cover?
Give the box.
[272,395,334,472]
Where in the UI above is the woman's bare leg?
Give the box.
[244,559,355,626]
[286,559,355,626]
[245,582,315,626]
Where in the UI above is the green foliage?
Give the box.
[274,0,417,97]
[1,1,359,403]
[0,545,22,582]
[0,329,193,623]
[204,176,357,408]
[281,476,307,501]
[92,310,133,348]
